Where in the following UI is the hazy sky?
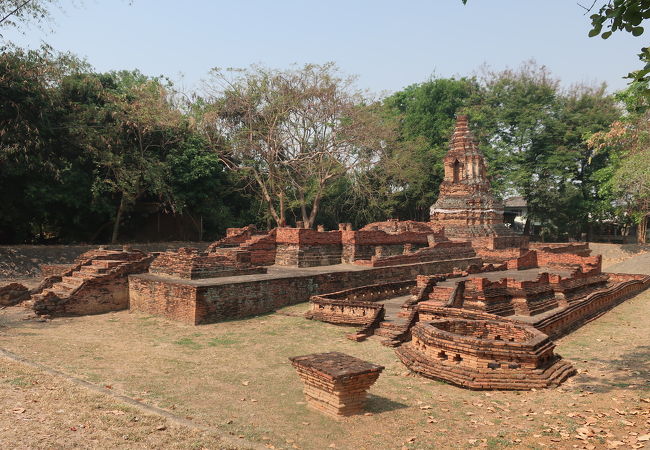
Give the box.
[4,0,645,95]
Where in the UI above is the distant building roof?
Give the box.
[504,196,527,208]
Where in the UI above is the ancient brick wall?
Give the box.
[306,280,414,329]
[34,253,153,316]
[130,256,481,324]
[0,283,30,306]
[239,232,277,266]
[537,251,601,272]
[506,250,538,270]
[129,276,198,323]
[39,264,75,277]
[149,247,266,279]
[354,242,476,268]
[476,247,522,263]
[274,229,342,267]
[532,274,650,339]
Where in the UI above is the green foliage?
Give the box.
[0,48,254,244]
[0,0,57,30]
[587,0,650,88]
[589,81,650,242]
[467,62,619,239]
[588,0,650,39]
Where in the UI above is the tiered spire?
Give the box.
[443,115,488,186]
[429,114,511,237]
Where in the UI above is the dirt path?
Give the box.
[606,252,650,275]
[591,243,650,270]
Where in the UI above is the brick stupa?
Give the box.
[429,115,514,238]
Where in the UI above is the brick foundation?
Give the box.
[129,257,481,325]
[396,319,575,390]
[289,352,384,418]
[29,248,153,316]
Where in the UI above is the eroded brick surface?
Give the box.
[396,319,575,390]
[289,352,384,418]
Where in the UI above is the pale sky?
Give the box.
[4,0,645,96]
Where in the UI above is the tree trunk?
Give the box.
[111,193,126,244]
[637,213,648,244]
[279,192,286,227]
[297,190,310,226]
[306,192,322,229]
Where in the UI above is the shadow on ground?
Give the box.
[570,345,650,393]
[365,394,408,414]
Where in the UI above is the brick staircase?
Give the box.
[28,249,152,316]
[370,295,416,347]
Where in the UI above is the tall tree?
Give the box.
[467,62,619,239]
[63,71,187,242]
[201,63,396,228]
[589,81,650,243]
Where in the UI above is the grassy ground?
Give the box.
[1,288,649,450]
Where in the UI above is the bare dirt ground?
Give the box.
[0,358,232,449]
[590,243,650,270]
[1,286,649,449]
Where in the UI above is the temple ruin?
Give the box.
[12,114,650,391]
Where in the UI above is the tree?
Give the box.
[201,63,396,229]
[585,0,650,88]
[467,61,619,239]
[589,81,650,243]
[63,70,188,242]
[0,47,91,242]
[0,0,57,31]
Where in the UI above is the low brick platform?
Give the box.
[289,352,384,418]
[129,257,481,324]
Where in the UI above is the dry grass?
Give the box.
[0,359,231,449]
[1,290,649,449]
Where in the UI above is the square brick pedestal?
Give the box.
[289,352,384,418]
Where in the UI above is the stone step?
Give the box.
[61,276,85,286]
[79,265,108,275]
[91,259,123,269]
[50,283,74,293]
[379,321,406,330]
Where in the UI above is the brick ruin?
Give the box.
[130,256,480,325]
[429,115,528,260]
[205,220,471,269]
[289,352,384,418]
[2,112,648,394]
[305,280,415,340]
[307,243,649,389]
[0,282,30,306]
[26,247,153,317]
[149,247,266,279]
[396,318,575,390]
